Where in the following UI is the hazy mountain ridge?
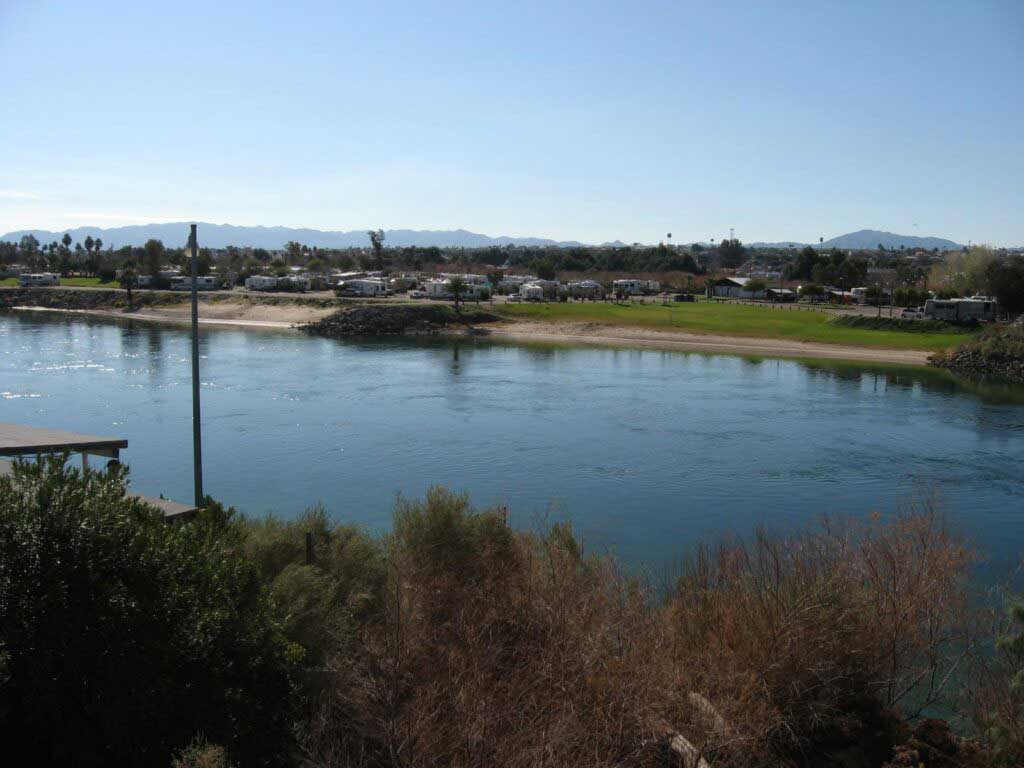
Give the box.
[0,223,587,250]
[748,230,961,250]
[1,223,962,251]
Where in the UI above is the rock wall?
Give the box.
[929,348,1024,384]
[303,304,497,337]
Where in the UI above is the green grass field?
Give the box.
[0,277,113,287]
[490,301,973,351]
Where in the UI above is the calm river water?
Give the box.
[2,312,1023,569]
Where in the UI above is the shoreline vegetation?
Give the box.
[2,459,1022,767]
[0,286,979,366]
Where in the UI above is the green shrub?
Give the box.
[828,314,973,334]
[0,458,294,767]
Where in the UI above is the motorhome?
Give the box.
[613,279,644,296]
[924,298,996,322]
[340,278,389,296]
[169,276,219,291]
[519,283,546,301]
[245,275,278,291]
[568,280,605,299]
[17,273,60,286]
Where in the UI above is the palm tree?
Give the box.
[119,266,137,310]
[447,275,466,314]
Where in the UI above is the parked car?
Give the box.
[506,293,521,302]
[900,307,925,319]
[673,293,696,302]
[408,290,426,299]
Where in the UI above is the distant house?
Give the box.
[765,288,797,302]
[712,277,765,299]
[828,290,857,304]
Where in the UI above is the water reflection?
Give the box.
[4,311,1024,572]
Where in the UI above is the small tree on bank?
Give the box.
[448,275,467,314]
[119,265,137,310]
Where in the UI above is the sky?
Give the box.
[1,0,1022,245]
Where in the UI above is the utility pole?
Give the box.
[188,224,204,507]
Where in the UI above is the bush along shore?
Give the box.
[0,286,185,311]
[303,302,498,337]
[2,460,1023,767]
[930,324,1024,384]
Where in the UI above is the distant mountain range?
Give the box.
[1,223,963,251]
[0,223,588,250]
[748,229,962,251]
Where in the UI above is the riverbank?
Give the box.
[1,287,955,364]
[459,320,934,364]
[930,323,1024,383]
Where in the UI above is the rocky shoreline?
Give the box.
[302,303,499,337]
[0,286,183,311]
[928,323,1024,384]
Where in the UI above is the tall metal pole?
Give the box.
[188,224,204,507]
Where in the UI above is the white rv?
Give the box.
[18,273,60,286]
[169,276,219,291]
[568,280,605,299]
[342,278,389,296]
[612,279,643,296]
[519,283,546,301]
[924,298,996,322]
[245,275,278,291]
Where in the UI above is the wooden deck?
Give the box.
[0,422,127,458]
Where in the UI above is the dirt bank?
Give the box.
[461,320,934,365]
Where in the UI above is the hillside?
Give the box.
[819,229,961,250]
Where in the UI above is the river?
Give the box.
[2,312,1023,569]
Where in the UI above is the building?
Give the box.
[711,277,765,299]
[765,288,797,302]
[924,298,996,322]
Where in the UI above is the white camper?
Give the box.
[17,273,60,286]
[245,275,278,291]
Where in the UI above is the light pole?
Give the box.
[187,224,204,507]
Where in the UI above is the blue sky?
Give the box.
[1,0,1021,245]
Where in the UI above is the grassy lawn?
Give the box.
[490,301,973,351]
[0,276,115,287]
